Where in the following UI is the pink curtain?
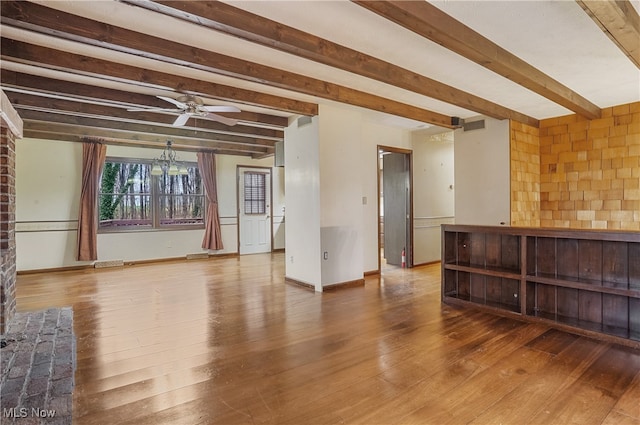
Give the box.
[77,141,107,261]
[197,152,224,250]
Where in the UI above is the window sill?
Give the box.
[98,225,205,234]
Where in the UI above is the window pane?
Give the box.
[158,165,204,227]
[244,172,266,215]
[159,194,205,225]
[99,194,152,228]
[99,159,204,231]
[99,161,152,229]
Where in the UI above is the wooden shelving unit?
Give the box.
[442,224,640,346]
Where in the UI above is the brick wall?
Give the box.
[510,121,541,227]
[1,126,17,334]
[538,102,640,230]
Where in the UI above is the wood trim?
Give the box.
[442,224,640,241]
[364,270,380,276]
[17,253,241,275]
[322,278,366,291]
[353,0,601,120]
[125,0,537,127]
[272,248,285,253]
[285,277,315,291]
[17,264,94,275]
[412,260,441,268]
[576,0,640,69]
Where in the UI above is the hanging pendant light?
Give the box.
[152,141,184,176]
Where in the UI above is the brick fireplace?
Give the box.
[0,91,22,335]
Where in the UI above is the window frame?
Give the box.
[98,156,206,233]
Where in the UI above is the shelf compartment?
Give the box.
[444,263,521,280]
[442,225,640,347]
[449,272,520,313]
[526,274,640,299]
[526,281,639,342]
[447,230,520,274]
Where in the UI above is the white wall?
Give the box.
[412,131,455,265]
[16,139,84,270]
[284,116,322,289]
[15,138,280,271]
[454,117,511,226]
[318,104,364,286]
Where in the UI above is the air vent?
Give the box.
[463,119,485,132]
[186,253,209,260]
[275,140,284,167]
[94,259,124,269]
[297,116,312,127]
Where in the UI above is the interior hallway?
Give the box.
[15,253,640,424]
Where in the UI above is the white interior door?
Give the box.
[239,168,272,255]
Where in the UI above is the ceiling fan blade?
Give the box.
[158,95,188,109]
[126,107,181,112]
[201,105,241,113]
[172,113,191,127]
[204,112,237,126]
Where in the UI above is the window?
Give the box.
[244,172,266,214]
[98,158,204,231]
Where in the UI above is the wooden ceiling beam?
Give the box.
[126,0,538,126]
[6,91,282,142]
[352,0,602,120]
[0,38,316,116]
[17,109,274,153]
[1,70,289,129]
[0,1,453,128]
[22,129,259,157]
[576,0,640,69]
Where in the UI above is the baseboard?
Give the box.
[323,278,365,291]
[285,277,315,291]
[412,260,441,268]
[272,248,285,253]
[364,270,380,276]
[17,252,241,274]
[17,264,93,275]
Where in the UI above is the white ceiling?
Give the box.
[6,0,640,131]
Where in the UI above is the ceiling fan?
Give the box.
[128,95,240,127]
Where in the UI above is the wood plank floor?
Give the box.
[15,253,640,425]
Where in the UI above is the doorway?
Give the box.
[378,146,413,270]
[237,166,272,255]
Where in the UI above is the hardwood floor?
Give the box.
[16,253,640,425]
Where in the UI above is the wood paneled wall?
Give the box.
[510,121,541,227]
[510,101,640,230]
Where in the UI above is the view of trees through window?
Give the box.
[99,159,204,230]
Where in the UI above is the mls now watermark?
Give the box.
[3,407,56,418]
